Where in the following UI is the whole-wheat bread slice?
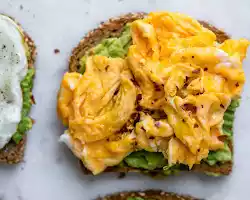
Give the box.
[0,15,36,164]
[95,190,203,200]
[69,13,232,175]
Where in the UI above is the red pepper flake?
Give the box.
[200,90,205,95]
[183,103,197,113]
[136,106,143,111]
[194,124,199,128]
[201,105,204,108]
[204,67,208,71]
[153,82,162,91]
[105,65,110,71]
[131,112,138,120]
[220,104,225,109]
[31,118,36,124]
[54,49,60,54]
[131,113,140,125]
[155,121,161,127]
[114,88,119,96]
[149,136,155,140]
[184,76,189,87]
[119,125,128,133]
[131,79,139,87]
[235,82,239,87]
[192,68,200,74]
[31,95,36,104]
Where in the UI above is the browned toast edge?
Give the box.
[95,190,203,200]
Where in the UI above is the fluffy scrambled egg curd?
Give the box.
[57,12,249,175]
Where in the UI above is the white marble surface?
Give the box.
[0,0,250,199]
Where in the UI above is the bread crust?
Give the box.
[0,15,36,164]
[95,190,203,200]
[69,13,232,175]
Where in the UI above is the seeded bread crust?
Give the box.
[69,13,232,175]
[69,12,146,72]
[96,190,203,200]
[0,15,36,164]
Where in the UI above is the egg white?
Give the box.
[0,15,28,149]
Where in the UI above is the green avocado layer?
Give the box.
[206,144,232,166]
[222,99,240,137]
[80,24,239,175]
[127,198,152,200]
[205,99,239,166]
[12,68,35,144]
[79,24,131,74]
[124,100,238,173]
[124,151,167,170]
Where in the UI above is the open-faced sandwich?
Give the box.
[96,190,202,200]
[0,14,36,164]
[57,12,249,176]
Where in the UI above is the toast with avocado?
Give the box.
[0,15,36,164]
[96,190,202,200]
[57,12,249,176]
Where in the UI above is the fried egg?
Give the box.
[0,15,28,149]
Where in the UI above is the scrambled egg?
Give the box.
[58,56,136,174]
[57,12,249,174]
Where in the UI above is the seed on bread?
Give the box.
[96,190,202,200]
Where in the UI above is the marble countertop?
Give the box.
[0,0,250,200]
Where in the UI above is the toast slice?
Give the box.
[69,13,233,176]
[0,15,36,164]
[95,190,203,200]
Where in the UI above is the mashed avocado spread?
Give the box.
[79,24,131,74]
[12,67,34,143]
[207,144,232,166]
[79,24,237,175]
[124,151,167,170]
